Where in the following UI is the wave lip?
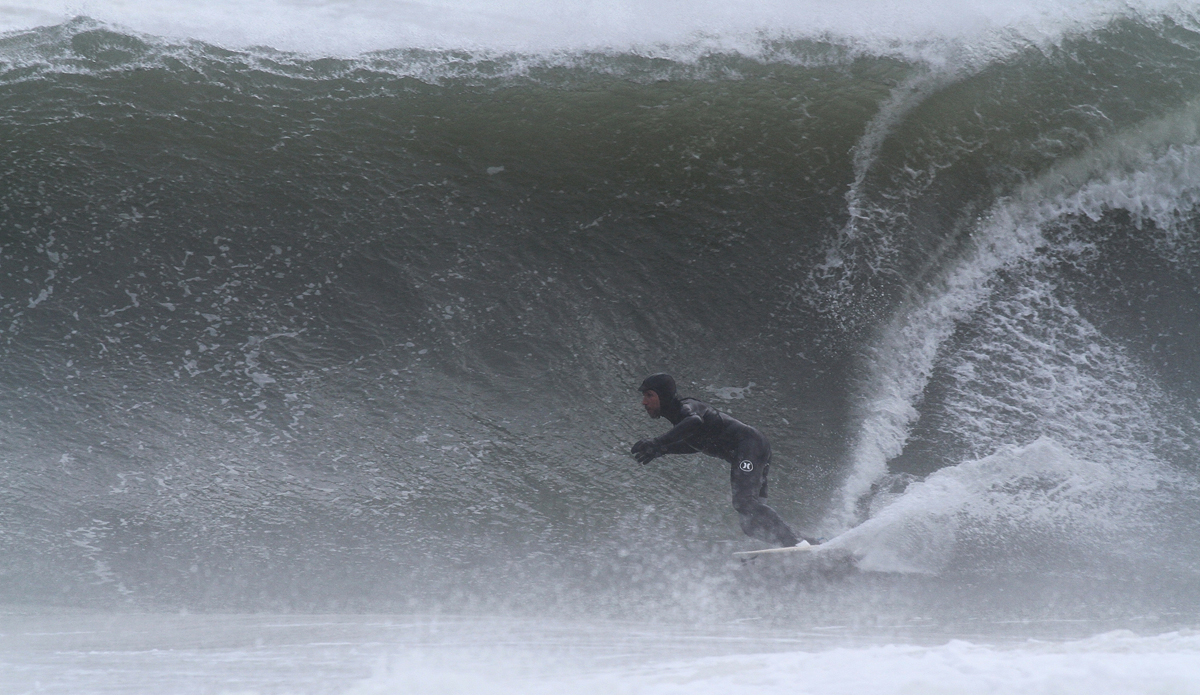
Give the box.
[1,0,1196,56]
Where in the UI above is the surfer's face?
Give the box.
[641,390,661,418]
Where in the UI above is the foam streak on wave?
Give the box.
[832,102,1200,533]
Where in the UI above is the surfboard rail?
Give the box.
[732,541,816,559]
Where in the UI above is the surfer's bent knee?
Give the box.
[732,492,762,515]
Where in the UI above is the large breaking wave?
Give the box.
[2,4,1200,623]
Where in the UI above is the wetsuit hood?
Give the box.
[639,373,681,412]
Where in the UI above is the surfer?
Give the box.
[631,373,814,548]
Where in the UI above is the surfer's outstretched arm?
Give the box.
[660,441,699,455]
[651,409,703,447]
[630,438,697,464]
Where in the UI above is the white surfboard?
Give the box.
[733,540,817,559]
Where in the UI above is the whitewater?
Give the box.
[3,0,1200,693]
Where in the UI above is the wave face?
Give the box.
[2,10,1200,622]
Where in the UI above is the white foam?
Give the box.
[1,0,1195,56]
[825,439,1162,573]
[828,101,1200,532]
[7,614,1200,695]
[705,382,756,401]
[936,281,1195,473]
[346,629,1200,695]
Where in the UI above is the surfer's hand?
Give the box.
[636,448,660,464]
[632,438,662,465]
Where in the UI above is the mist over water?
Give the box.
[1,0,1200,655]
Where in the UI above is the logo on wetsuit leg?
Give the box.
[739,460,754,473]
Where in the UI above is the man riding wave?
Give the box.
[632,373,816,547]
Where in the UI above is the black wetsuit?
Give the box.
[640,397,800,547]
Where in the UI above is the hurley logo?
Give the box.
[739,460,754,472]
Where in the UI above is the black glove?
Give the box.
[631,438,663,465]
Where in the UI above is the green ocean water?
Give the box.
[1,14,1199,627]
